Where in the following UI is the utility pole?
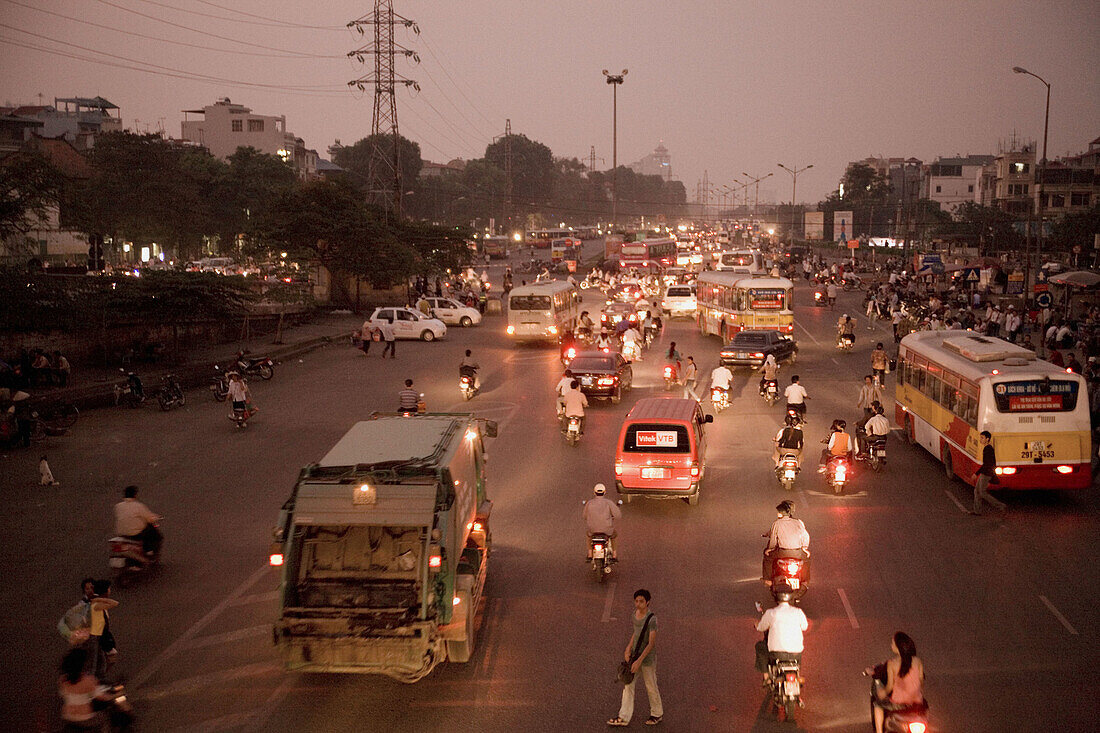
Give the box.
[778,163,812,242]
[602,69,627,229]
[1013,66,1051,303]
[742,171,773,224]
[348,2,419,217]
[589,146,597,173]
[505,119,513,230]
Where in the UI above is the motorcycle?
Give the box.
[856,426,887,472]
[776,451,801,490]
[459,368,478,401]
[234,353,275,380]
[864,664,928,733]
[643,323,660,347]
[663,364,679,391]
[588,531,615,582]
[156,373,185,411]
[836,332,854,352]
[824,450,851,494]
[762,379,779,406]
[210,365,230,402]
[622,340,641,362]
[113,369,145,408]
[108,521,162,587]
[711,386,729,413]
[813,290,826,307]
[562,415,582,446]
[561,345,578,367]
[842,275,864,292]
[757,601,804,723]
[762,542,809,602]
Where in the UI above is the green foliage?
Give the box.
[0,152,66,248]
[331,134,423,194]
[1048,205,1100,253]
[934,202,1022,250]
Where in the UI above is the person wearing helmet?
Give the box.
[583,483,622,561]
[773,414,804,467]
[763,500,811,583]
[755,592,809,684]
[819,419,852,472]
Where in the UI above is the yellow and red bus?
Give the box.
[895,331,1091,489]
[695,271,795,341]
[619,236,676,269]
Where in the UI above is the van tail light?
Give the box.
[614,461,623,476]
[690,463,700,478]
[1055,465,1072,474]
[907,724,926,733]
[269,553,284,566]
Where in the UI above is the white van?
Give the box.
[661,285,697,319]
[506,280,579,342]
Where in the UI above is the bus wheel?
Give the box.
[941,444,955,482]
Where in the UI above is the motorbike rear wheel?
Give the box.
[257,364,275,380]
[158,392,172,411]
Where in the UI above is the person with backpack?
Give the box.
[607,589,662,727]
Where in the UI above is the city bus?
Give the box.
[619,236,676,270]
[713,249,765,275]
[895,331,1091,489]
[481,235,509,259]
[526,228,575,249]
[550,237,582,263]
[505,280,579,342]
[695,271,795,340]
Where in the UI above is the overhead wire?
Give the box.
[418,34,504,129]
[413,60,496,143]
[0,0,343,59]
[134,0,345,30]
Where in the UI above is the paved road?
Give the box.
[3,259,1097,732]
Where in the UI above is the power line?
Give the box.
[418,34,502,129]
[0,0,344,59]
[415,62,496,143]
[90,0,334,57]
[135,0,345,30]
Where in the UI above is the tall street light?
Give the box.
[778,163,813,242]
[742,171,774,223]
[1012,65,1050,301]
[602,69,627,228]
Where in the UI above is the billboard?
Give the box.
[832,211,854,242]
[804,211,824,240]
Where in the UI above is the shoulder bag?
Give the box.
[617,613,653,684]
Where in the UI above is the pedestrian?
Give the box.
[857,375,882,423]
[87,579,119,677]
[379,319,396,359]
[359,320,375,356]
[39,455,58,486]
[870,343,889,386]
[1005,306,1021,343]
[54,350,71,387]
[607,589,662,727]
[969,431,1007,516]
[682,356,700,402]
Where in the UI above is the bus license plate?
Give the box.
[642,467,670,479]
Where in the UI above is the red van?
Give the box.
[614,398,713,505]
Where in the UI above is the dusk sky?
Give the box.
[2,0,1097,204]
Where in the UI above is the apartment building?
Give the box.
[180,98,318,178]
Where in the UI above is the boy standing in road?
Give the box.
[608,589,662,727]
[379,320,396,359]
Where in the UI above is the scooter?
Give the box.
[711,386,729,413]
[108,521,162,587]
[156,373,185,411]
[561,345,578,367]
[562,415,582,446]
[588,532,615,582]
[459,369,478,401]
[836,333,854,352]
[762,379,780,406]
[210,365,229,402]
[663,364,680,391]
[776,452,801,490]
[622,340,641,362]
[234,352,275,380]
[856,426,888,472]
[813,290,826,307]
[824,451,850,494]
[113,369,146,408]
[756,602,804,723]
[864,664,928,733]
[761,541,809,602]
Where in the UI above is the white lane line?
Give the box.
[943,489,969,514]
[795,322,822,347]
[185,624,270,650]
[1038,595,1079,635]
[139,662,280,701]
[243,677,295,732]
[130,564,271,688]
[228,590,280,607]
[836,588,860,629]
[601,580,617,623]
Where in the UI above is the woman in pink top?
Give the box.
[866,631,925,733]
[58,648,117,728]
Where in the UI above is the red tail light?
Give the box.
[428,554,442,569]
[1055,465,1072,474]
[779,559,802,575]
[614,460,623,476]
[664,367,673,377]
[269,553,284,566]
[785,672,797,681]
[907,724,926,733]
[690,463,700,478]
[567,348,576,358]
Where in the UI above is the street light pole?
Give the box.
[742,171,773,224]
[1013,66,1050,303]
[602,69,627,229]
[778,163,813,242]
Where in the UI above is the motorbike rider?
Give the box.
[783,375,809,419]
[556,369,575,416]
[641,311,657,346]
[762,500,810,583]
[759,354,781,395]
[838,314,856,346]
[459,349,480,390]
[114,485,162,560]
[866,632,926,733]
[754,591,809,684]
[595,328,614,352]
[665,342,682,380]
[819,419,852,472]
[577,310,595,338]
[861,402,890,456]
[710,362,733,399]
[583,483,621,561]
[561,379,588,434]
[773,414,805,467]
[621,322,642,360]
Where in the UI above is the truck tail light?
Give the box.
[269,553,283,566]
[428,555,442,569]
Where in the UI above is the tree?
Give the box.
[0,152,65,250]
[331,134,422,198]
[210,147,298,253]
[484,134,555,217]
[818,163,895,236]
[933,202,1021,252]
[1048,204,1100,254]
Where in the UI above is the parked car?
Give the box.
[719,330,797,367]
[568,352,633,403]
[424,297,482,327]
[661,285,697,318]
[367,307,447,341]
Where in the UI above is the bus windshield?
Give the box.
[510,295,552,311]
[992,379,1079,412]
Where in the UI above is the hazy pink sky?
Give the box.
[1,0,1097,203]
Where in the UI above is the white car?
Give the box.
[425,297,482,327]
[368,307,447,341]
[661,285,697,318]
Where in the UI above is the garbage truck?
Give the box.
[271,413,496,681]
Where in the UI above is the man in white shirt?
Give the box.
[783,375,809,419]
[710,364,733,391]
[755,593,809,682]
[114,485,162,559]
[860,403,890,456]
[556,369,575,415]
[562,380,588,434]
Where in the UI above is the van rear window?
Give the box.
[510,295,551,311]
[623,423,691,453]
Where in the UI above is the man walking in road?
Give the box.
[969,431,1007,516]
[379,320,396,359]
[682,356,700,402]
[608,589,662,727]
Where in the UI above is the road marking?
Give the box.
[795,322,822,347]
[804,489,868,499]
[243,677,295,732]
[131,564,271,688]
[601,580,617,623]
[836,588,860,629]
[228,590,280,607]
[185,624,270,650]
[943,489,969,514]
[139,662,280,701]
[1038,595,1079,635]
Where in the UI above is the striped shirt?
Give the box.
[398,389,419,412]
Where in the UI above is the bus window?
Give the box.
[941,385,958,413]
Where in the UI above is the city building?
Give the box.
[991,141,1036,216]
[0,113,44,153]
[921,154,994,211]
[849,156,923,209]
[629,141,672,180]
[0,97,122,151]
[180,98,318,178]
[420,158,466,177]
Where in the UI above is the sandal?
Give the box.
[607,717,628,727]
[645,716,662,725]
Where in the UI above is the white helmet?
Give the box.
[593,483,606,496]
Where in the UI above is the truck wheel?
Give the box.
[445,585,476,663]
[421,330,436,342]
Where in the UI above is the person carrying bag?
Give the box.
[617,613,652,684]
[609,589,663,727]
